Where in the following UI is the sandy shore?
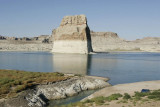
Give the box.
[84,80,160,100]
[82,80,160,107]
[91,99,160,107]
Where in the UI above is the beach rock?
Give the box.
[52,15,93,54]
[35,76,110,100]
[0,76,110,107]
[25,90,47,107]
[0,89,46,107]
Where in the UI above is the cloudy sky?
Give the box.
[0,0,160,40]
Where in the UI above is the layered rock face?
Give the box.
[0,35,53,51]
[91,31,160,52]
[91,31,125,52]
[52,15,93,54]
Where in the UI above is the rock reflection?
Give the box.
[52,53,91,75]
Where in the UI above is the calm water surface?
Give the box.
[0,51,160,85]
[1,51,160,106]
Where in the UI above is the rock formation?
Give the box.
[0,35,52,43]
[91,31,160,52]
[52,15,93,54]
[0,76,110,107]
[0,15,160,52]
[0,35,53,51]
[36,76,110,100]
[91,31,125,52]
[0,32,160,52]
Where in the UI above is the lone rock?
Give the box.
[52,15,93,54]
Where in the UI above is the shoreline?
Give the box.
[0,50,51,52]
[1,69,160,107]
[0,50,160,53]
[52,80,160,107]
[0,70,110,107]
[83,80,160,101]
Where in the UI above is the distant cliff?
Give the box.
[0,35,52,43]
[91,31,160,52]
[0,14,160,52]
[0,35,53,51]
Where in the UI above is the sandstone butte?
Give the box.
[52,14,93,54]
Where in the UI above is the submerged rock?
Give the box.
[52,15,93,54]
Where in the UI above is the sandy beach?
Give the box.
[82,80,160,107]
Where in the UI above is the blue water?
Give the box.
[0,51,160,85]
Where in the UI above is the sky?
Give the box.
[0,0,160,40]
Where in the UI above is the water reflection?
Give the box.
[0,52,160,85]
[52,53,92,75]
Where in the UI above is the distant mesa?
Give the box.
[0,35,7,40]
[0,15,160,52]
[52,14,93,54]
[90,31,119,38]
[0,35,52,43]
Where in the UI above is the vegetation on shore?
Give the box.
[0,69,70,99]
[59,89,160,107]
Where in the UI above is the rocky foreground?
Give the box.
[0,76,110,107]
[60,80,160,107]
[82,80,160,107]
[83,80,160,100]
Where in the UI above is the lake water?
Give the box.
[0,51,160,85]
[1,51,160,106]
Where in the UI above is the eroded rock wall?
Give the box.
[91,31,125,52]
[52,15,93,54]
[91,31,160,52]
[0,35,53,51]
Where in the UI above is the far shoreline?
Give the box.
[0,50,160,53]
